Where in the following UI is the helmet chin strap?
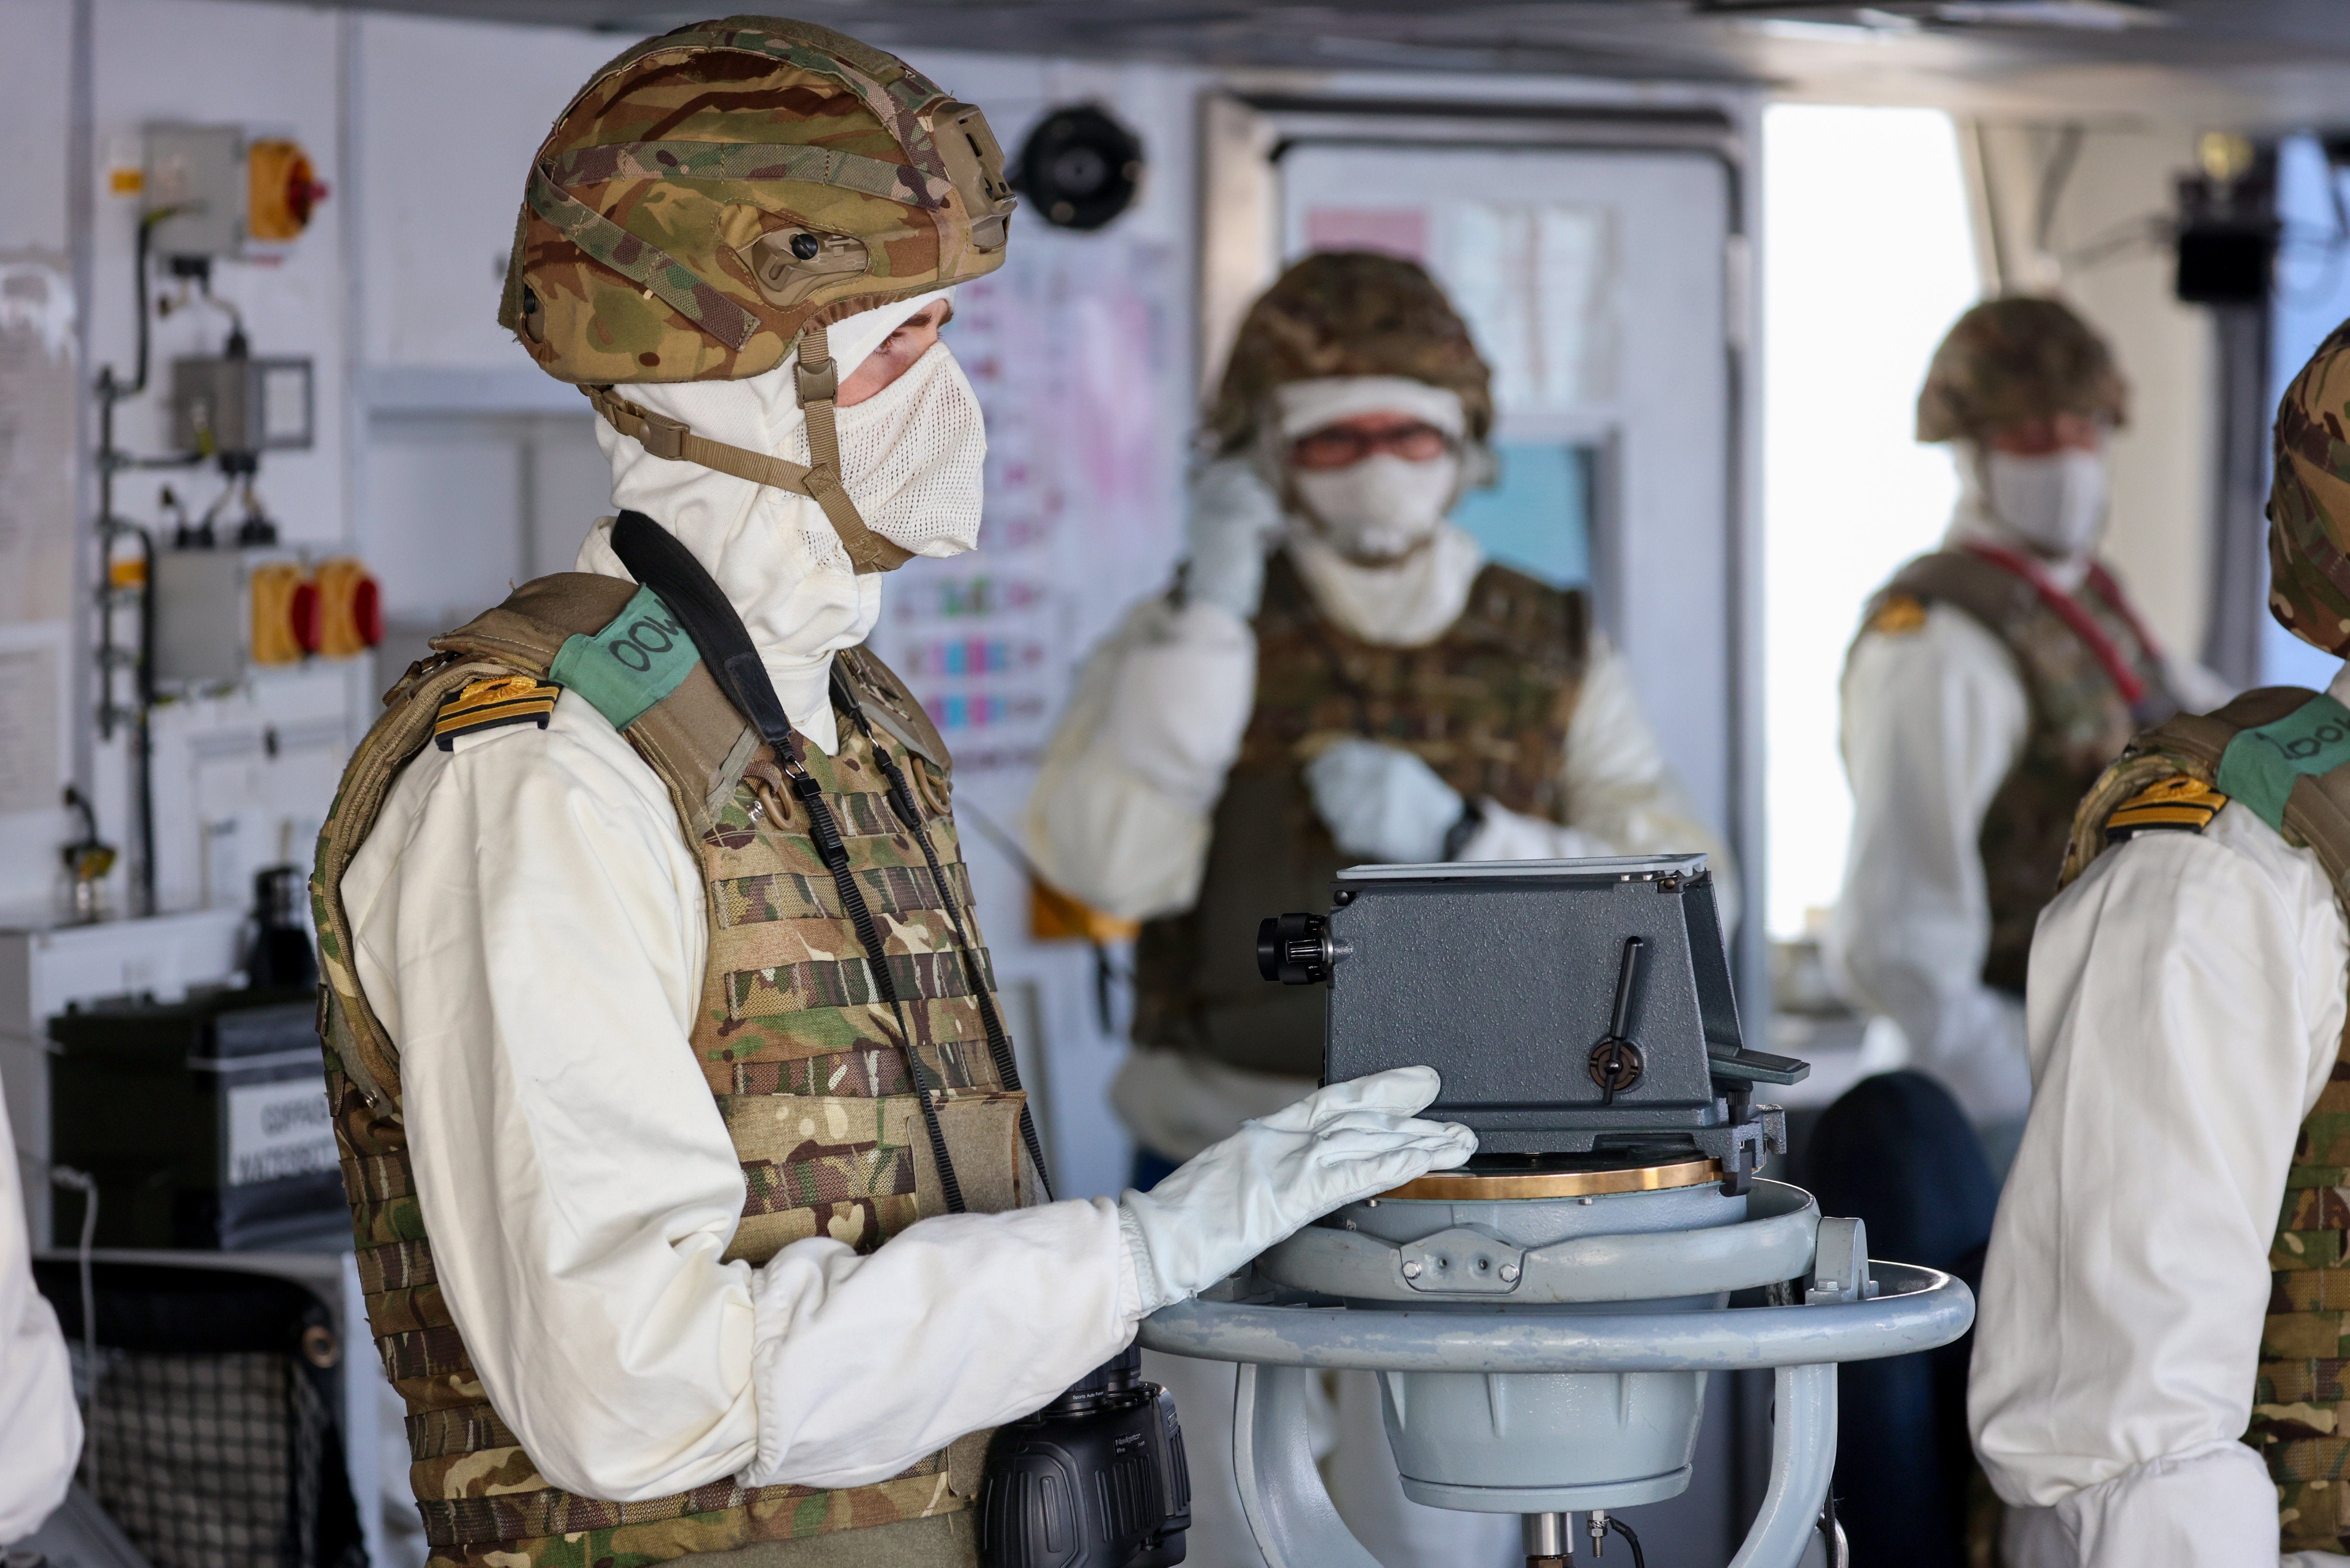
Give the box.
[581,321,914,575]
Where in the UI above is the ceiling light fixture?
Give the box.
[1700,0,2168,27]
[1929,0,2169,28]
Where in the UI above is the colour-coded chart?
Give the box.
[893,576,1050,620]
[928,692,1050,730]
[899,637,1049,679]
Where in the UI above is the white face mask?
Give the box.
[1982,448,2108,560]
[834,338,987,560]
[1290,452,1461,564]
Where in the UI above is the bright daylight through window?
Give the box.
[1764,104,1981,940]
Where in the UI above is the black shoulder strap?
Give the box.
[611,510,797,756]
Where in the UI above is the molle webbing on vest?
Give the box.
[311,572,1021,1568]
[1868,548,2174,994]
[1131,555,1588,1081]
[2060,686,2350,1552]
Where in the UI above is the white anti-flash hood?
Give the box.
[577,290,951,755]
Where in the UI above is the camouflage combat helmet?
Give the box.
[1916,296,2129,443]
[1207,251,1495,457]
[2268,320,2350,654]
[498,15,1017,572]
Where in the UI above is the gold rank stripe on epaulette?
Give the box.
[2105,774,2230,841]
[1866,593,1928,636]
[433,675,560,750]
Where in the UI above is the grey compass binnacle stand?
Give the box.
[1162,856,1977,1568]
[1138,1163,1973,1568]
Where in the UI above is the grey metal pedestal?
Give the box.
[1203,1360,1838,1568]
[1138,1185,1973,1568]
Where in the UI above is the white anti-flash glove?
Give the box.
[1304,737,1467,864]
[1182,458,1287,621]
[1119,1066,1476,1315]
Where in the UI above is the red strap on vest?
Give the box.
[1962,542,2152,706]
[2083,561,2165,668]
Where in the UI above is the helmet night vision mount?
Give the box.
[1136,855,1975,1568]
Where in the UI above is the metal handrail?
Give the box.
[1137,1260,1973,1373]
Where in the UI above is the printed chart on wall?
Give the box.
[0,646,60,815]
[0,253,77,625]
[876,233,1183,775]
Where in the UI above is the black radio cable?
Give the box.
[775,749,968,1214]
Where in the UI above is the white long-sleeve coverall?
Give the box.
[1832,515,2229,1130]
[1968,660,2350,1568]
[343,682,1140,1499]
[340,294,1147,1503]
[1,1074,79,1543]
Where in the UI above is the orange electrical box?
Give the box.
[313,558,382,659]
[247,561,309,665]
[247,139,327,243]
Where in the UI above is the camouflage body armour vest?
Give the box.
[311,574,1028,1568]
[2065,686,2350,1552]
[1132,551,1587,1081]
[1858,548,2174,993]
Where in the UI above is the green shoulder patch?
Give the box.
[2105,774,2230,842]
[2215,692,2350,832]
[433,675,560,750]
[547,584,699,731]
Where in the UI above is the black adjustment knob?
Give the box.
[1589,936,1646,1105]
[1588,1038,1644,1096]
[1257,912,1333,986]
[790,230,822,260]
